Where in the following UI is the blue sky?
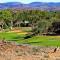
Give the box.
[0,0,60,3]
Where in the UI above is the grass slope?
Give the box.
[0,32,60,46]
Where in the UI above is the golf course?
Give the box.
[0,30,60,46]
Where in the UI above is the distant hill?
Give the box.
[0,2,60,11]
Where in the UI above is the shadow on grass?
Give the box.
[23,41,43,44]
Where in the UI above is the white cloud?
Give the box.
[0,0,5,3]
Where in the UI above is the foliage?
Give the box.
[0,9,60,35]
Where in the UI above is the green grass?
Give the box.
[0,32,25,41]
[17,36,60,46]
[0,32,60,46]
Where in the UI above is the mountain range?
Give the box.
[0,2,60,11]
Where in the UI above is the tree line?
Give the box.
[0,9,60,35]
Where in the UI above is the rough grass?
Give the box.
[0,32,60,46]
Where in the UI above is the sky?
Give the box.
[0,0,60,3]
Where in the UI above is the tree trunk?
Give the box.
[2,24,3,30]
[10,20,13,30]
